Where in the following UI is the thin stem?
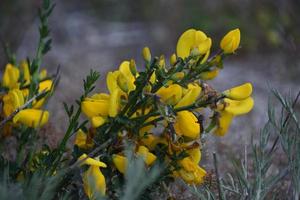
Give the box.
[213,152,224,200]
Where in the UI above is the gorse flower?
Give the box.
[176,29,212,60]
[214,82,254,136]
[79,154,107,198]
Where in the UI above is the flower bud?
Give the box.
[142,46,151,62]
[158,55,166,69]
[220,28,241,54]
[129,59,137,76]
[170,53,177,66]
[199,69,219,80]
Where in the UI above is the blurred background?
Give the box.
[0,0,299,178]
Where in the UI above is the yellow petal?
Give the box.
[200,50,210,64]
[174,111,200,139]
[220,28,241,54]
[223,82,253,100]
[137,146,157,166]
[90,93,110,100]
[119,61,136,92]
[91,116,106,128]
[108,88,122,117]
[79,154,107,168]
[83,166,106,198]
[20,61,31,85]
[3,89,24,117]
[197,37,212,54]
[81,99,109,118]
[13,109,49,128]
[176,29,210,59]
[224,97,254,115]
[112,154,127,174]
[214,111,234,136]
[39,69,48,80]
[106,71,120,94]
[156,84,183,105]
[175,83,201,108]
[75,129,88,148]
[187,148,201,164]
[2,63,20,89]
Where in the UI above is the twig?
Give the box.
[0,90,47,128]
[213,152,224,200]
[68,138,113,170]
[268,90,300,155]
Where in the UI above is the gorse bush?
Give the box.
[1,0,297,199]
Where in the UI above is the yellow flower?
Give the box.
[156,84,182,105]
[142,46,151,62]
[214,111,234,136]
[174,111,200,139]
[175,83,201,108]
[13,109,49,128]
[178,157,206,184]
[199,69,219,80]
[176,29,212,60]
[2,89,24,117]
[137,146,157,166]
[79,154,107,198]
[220,28,241,54]
[223,82,252,100]
[75,129,94,149]
[107,61,136,94]
[2,63,20,89]
[224,97,254,115]
[20,61,31,85]
[112,154,128,174]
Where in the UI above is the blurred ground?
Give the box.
[0,0,300,198]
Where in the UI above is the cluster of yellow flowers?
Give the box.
[0,61,52,133]
[74,28,254,198]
